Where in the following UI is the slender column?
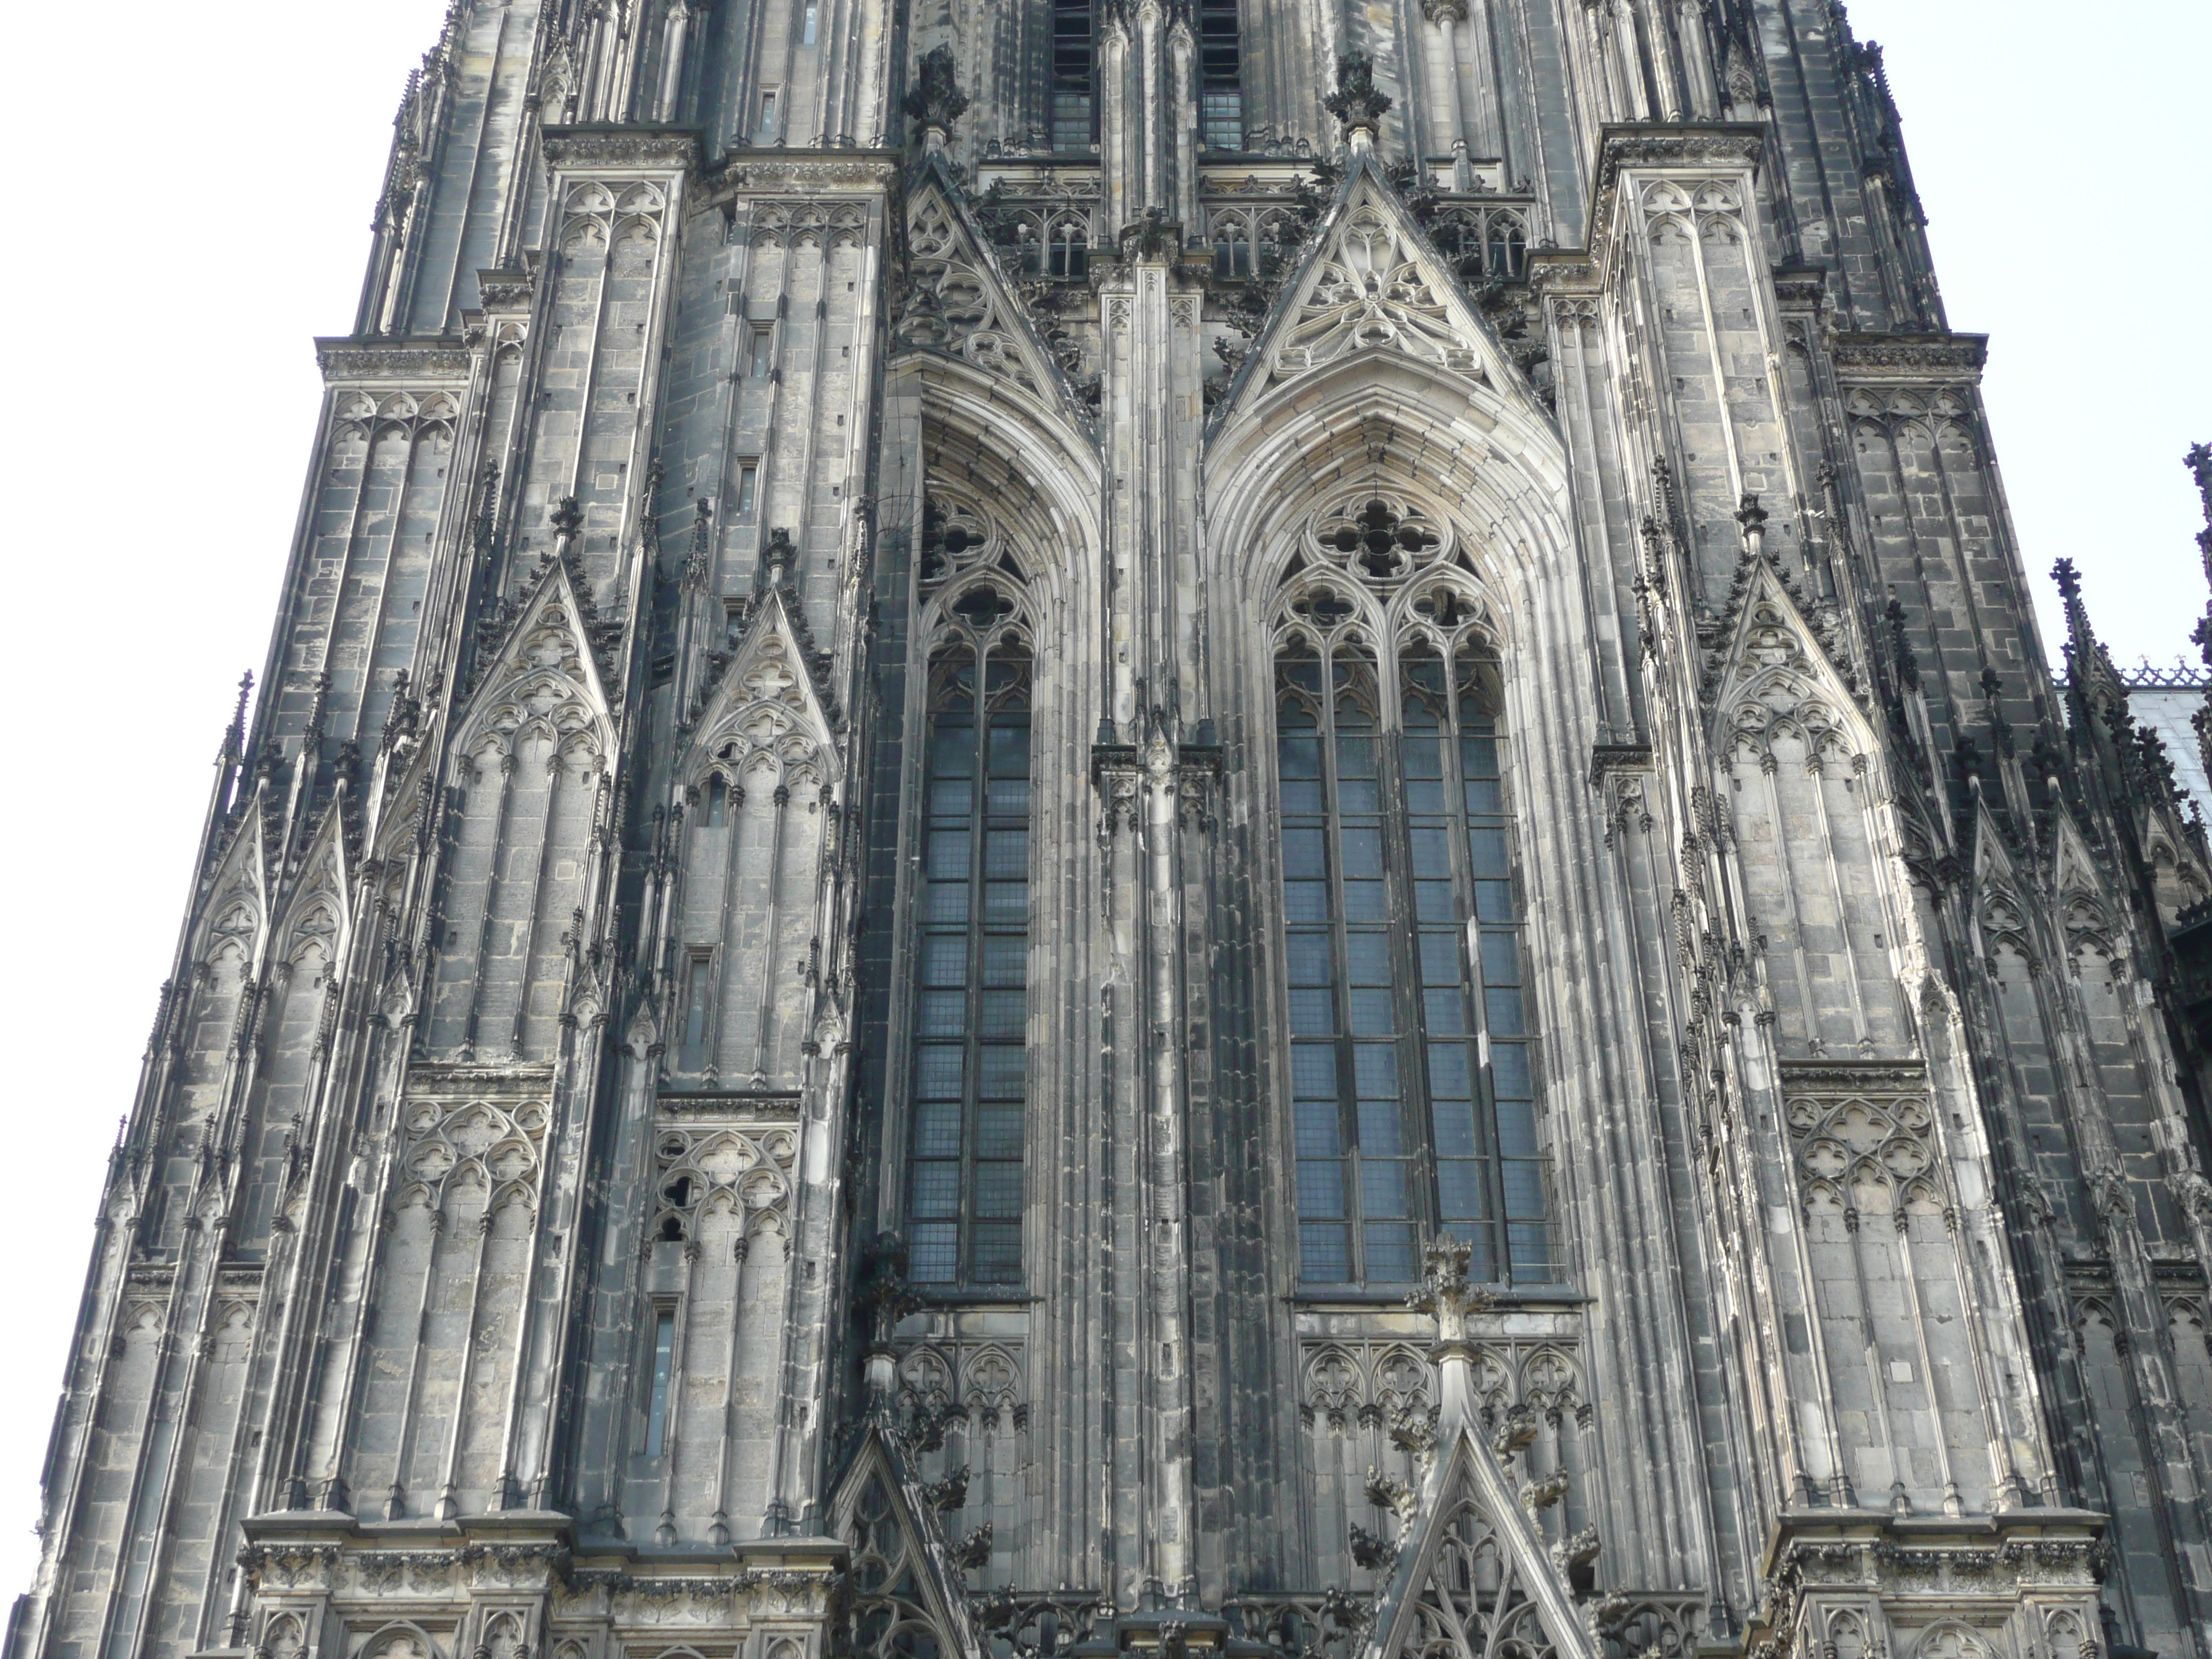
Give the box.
[460,752,519,1058]
[1424,1,1471,171]
[433,1206,496,1518]
[656,1240,703,1545]
[508,745,565,1057]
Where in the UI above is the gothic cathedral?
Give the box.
[19,4,2212,1659]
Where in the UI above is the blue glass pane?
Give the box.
[1485,987,1527,1036]
[986,778,1030,815]
[914,1044,963,1098]
[1339,827,1384,877]
[1501,1159,1548,1220]
[928,830,971,878]
[1467,827,1510,878]
[1408,825,1452,878]
[1414,881,1457,922]
[984,829,1029,878]
[1496,1098,1539,1159]
[1287,932,1334,986]
[930,780,971,817]
[1422,989,1465,1033]
[922,935,968,986]
[1364,1223,1416,1282]
[1300,1223,1351,1282]
[1461,735,1499,777]
[909,1223,958,1282]
[1285,881,1331,923]
[909,1161,961,1218]
[976,1106,1022,1156]
[1342,881,1385,922]
[1464,777,1503,815]
[1283,828,1328,877]
[1431,1095,1479,1157]
[925,882,969,924]
[1353,1046,1399,1099]
[1360,1159,1408,1218]
[1427,1043,1473,1100]
[989,724,1030,775]
[981,936,1025,986]
[1475,880,1514,922]
[1336,737,1376,778]
[913,1100,961,1157]
[978,989,1024,1039]
[1357,1100,1403,1157]
[1291,1046,1339,1100]
[972,1224,1023,1281]
[1297,1159,1346,1217]
[1437,1159,1489,1220]
[1339,778,1380,814]
[918,991,965,1037]
[1278,734,1321,778]
[1294,1097,1341,1157]
[1345,932,1390,983]
[977,1046,1025,1099]
[1406,779,1447,812]
[1349,989,1393,1035]
[1403,733,1444,778]
[1491,1042,1532,1099]
[930,730,976,777]
[1419,932,1463,984]
[1480,930,1521,984]
[974,1163,1022,1219]
[1282,780,1324,815]
[984,881,1027,924]
[1289,989,1337,1034]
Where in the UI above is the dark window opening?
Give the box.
[644,1308,675,1455]
[1278,639,1557,1289]
[906,642,1032,1287]
[1051,0,1095,152]
[1200,0,1241,150]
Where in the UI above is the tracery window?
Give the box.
[907,500,1033,1287]
[1274,495,1555,1288]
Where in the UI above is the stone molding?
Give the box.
[539,124,703,171]
[1829,331,1989,385]
[315,338,475,383]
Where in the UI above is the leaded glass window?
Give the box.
[906,526,1032,1288]
[1274,494,1557,1289]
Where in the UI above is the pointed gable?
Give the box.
[829,1419,985,1659]
[1225,157,1519,414]
[679,580,842,793]
[274,806,353,969]
[451,556,616,768]
[896,161,1082,419]
[194,798,272,972]
[1703,552,1871,760]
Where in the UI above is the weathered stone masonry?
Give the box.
[15,5,2212,1659]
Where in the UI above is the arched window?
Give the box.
[1274,495,1555,1289]
[907,552,1033,1287]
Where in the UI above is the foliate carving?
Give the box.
[317,343,474,383]
[1271,203,1484,384]
[390,1092,549,1214]
[1323,54,1393,137]
[1830,332,1988,385]
[539,127,700,170]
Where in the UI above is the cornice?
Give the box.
[1829,330,1987,384]
[540,124,703,172]
[315,337,475,384]
[702,148,901,202]
[1586,122,1768,268]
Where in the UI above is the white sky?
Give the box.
[0,0,2202,1601]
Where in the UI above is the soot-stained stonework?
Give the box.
[15,6,2212,1659]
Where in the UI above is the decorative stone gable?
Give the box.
[896,171,1076,415]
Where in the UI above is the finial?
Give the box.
[759,526,796,593]
[549,495,583,557]
[1323,55,1391,149]
[903,45,969,153]
[1406,1232,1491,1348]
[1735,493,1768,559]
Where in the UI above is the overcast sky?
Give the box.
[0,0,2202,1601]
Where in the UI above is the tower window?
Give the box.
[748,326,775,379]
[802,4,818,45]
[735,460,759,516]
[757,89,778,138]
[906,631,1031,1287]
[1051,0,1095,152]
[1275,498,1558,1289]
[1200,0,1241,150]
[644,1308,675,1456]
[683,949,713,1065]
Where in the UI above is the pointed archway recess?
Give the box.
[827,1408,988,1659]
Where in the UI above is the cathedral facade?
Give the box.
[17,4,2212,1659]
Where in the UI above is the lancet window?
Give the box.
[907,509,1034,1287]
[1199,0,1243,150]
[1273,495,1555,1289]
